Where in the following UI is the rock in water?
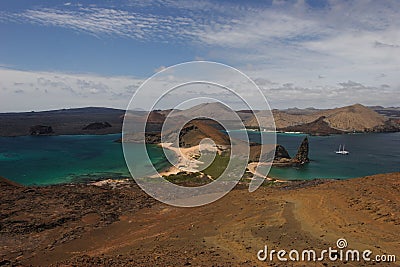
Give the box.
[292,137,309,165]
[274,144,291,160]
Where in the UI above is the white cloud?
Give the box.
[0,67,397,112]
[0,0,399,109]
[0,68,142,112]
[0,6,201,41]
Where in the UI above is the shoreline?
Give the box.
[246,162,288,183]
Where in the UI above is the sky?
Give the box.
[0,0,399,112]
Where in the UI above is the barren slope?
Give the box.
[244,104,387,132]
[321,104,387,131]
[1,173,399,266]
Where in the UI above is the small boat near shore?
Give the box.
[336,144,349,155]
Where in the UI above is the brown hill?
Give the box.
[146,110,166,123]
[127,119,231,146]
[244,110,319,129]
[169,102,234,119]
[244,104,388,133]
[321,103,387,131]
[282,116,344,135]
[177,119,230,148]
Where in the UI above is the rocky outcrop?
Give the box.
[29,125,54,136]
[82,122,112,130]
[291,137,310,165]
[274,144,291,160]
[371,118,400,133]
[0,177,157,265]
[144,132,161,144]
[249,138,309,167]
[273,137,310,167]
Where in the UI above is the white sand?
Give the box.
[158,142,219,176]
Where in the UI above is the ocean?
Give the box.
[0,132,399,185]
[266,132,399,180]
[0,134,170,185]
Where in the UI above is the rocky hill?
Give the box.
[1,103,398,137]
[321,104,387,131]
[177,119,230,147]
[243,103,395,134]
[281,116,344,136]
[168,102,235,120]
[0,107,125,137]
[371,106,400,119]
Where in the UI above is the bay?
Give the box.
[0,132,399,185]
[0,134,171,185]
[247,131,400,180]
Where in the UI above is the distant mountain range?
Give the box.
[0,107,125,137]
[0,103,399,137]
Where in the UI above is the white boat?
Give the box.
[336,144,349,155]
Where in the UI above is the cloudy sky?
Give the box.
[0,0,399,112]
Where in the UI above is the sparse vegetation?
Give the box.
[202,152,230,178]
[164,172,211,186]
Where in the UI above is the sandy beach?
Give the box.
[247,162,288,183]
[157,142,222,176]
[158,144,288,184]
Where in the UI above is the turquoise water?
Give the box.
[0,133,399,185]
[0,134,171,185]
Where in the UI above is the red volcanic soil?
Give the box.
[1,173,399,266]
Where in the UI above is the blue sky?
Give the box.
[0,0,399,111]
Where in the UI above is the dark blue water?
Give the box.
[253,132,400,180]
[0,133,399,185]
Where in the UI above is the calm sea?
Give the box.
[0,132,399,185]
[261,132,399,180]
[0,134,170,185]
